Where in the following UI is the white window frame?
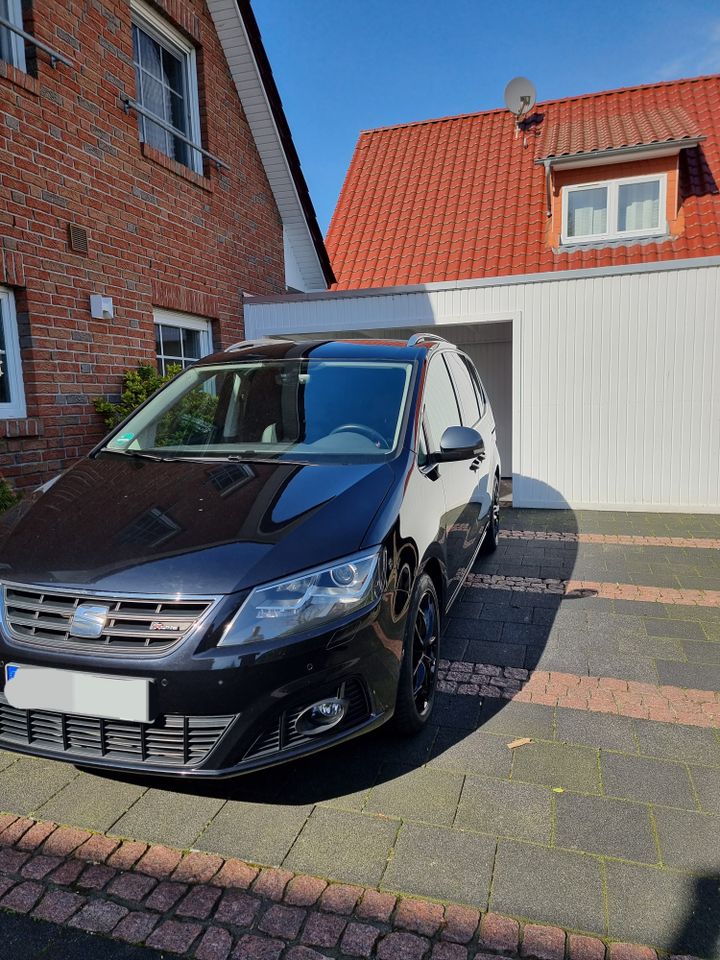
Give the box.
[0,287,26,420]
[153,308,212,374]
[561,173,667,245]
[130,0,203,174]
[1,0,27,72]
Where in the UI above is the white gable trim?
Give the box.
[206,0,328,292]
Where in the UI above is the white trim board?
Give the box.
[244,254,720,305]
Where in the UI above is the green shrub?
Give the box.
[93,364,180,430]
[0,478,21,514]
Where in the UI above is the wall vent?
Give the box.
[68,223,89,254]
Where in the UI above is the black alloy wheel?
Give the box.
[394,573,440,733]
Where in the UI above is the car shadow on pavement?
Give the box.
[88,481,580,809]
[671,874,720,959]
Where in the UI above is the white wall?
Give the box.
[245,262,720,511]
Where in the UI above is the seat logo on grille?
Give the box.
[69,603,110,639]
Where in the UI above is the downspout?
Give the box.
[543,160,552,218]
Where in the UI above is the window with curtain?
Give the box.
[0,0,26,71]
[131,0,202,173]
[563,174,665,244]
[566,186,608,239]
[618,179,660,232]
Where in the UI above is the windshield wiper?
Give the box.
[100,449,174,462]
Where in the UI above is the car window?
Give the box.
[423,354,461,450]
[445,352,481,426]
[101,359,413,463]
[463,357,487,418]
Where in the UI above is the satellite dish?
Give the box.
[504,77,537,120]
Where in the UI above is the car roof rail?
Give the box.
[225,338,288,352]
[406,333,452,347]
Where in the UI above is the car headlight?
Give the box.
[218,549,383,647]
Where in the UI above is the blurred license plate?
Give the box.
[4,664,153,723]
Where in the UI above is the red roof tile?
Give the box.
[326,74,720,290]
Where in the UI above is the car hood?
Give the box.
[0,456,396,595]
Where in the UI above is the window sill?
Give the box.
[555,233,674,255]
[141,143,214,192]
[0,59,39,96]
[0,417,42,438]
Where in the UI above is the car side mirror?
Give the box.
[435,426,485,463]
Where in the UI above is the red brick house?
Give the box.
[0,0,333,489]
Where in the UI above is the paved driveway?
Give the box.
[2,507,720,957]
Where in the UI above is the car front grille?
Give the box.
[1,583,218,655]
[244,677,370,761]
[0,693,234,767]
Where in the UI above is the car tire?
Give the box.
[393,573,440,735]
[480,474,500,554]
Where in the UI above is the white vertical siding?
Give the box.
[245,264,720,511]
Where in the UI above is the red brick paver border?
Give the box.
[438,659,720,727]
[0,812,689,960]
[501,530,720,549]
[466,573,720,607]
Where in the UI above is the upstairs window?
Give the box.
[562,174,665,244]
[130,0,202,173]
[0,0,26,71]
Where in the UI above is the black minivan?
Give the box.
[0,335,500,777]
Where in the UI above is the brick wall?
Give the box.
[0,0,286,489]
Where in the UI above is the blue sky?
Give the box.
[252,0,720,234]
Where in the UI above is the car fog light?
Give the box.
[296,697,347,735]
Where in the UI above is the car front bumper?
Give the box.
[0,596,404,778]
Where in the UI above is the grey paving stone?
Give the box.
[38,773,147,833]
[586,653,658,684]
[464,640,527,666]
[0,750,18,772]
[429,729,512,778]
[605,860,720,955]
[512,741,601,793]
[0,757,78,814]
[445,618,502,641]
[634,719,720,766]
[381,821,495,907]
[645,618,706,640]
[656,661,720,692]
[501,623,548,645]
[285,807,398,886]
[195,799,311,866]
[614,599,668,617]
[455,775,551,842]
[432,692,483,730]
[365,765,464,826]
[601,753,697,808]
[479,603,534,623]
[555,709,638,752]
[653,806,720,871]
[111,788,225,849]
[479,701,555,740]
[617,634,685,660]
[680,639,720,664]
[690,765,720,814]
[585,613,645,636]
[554,793,658,862]
[490,840,606,934]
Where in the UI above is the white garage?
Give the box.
[245,257,720,512]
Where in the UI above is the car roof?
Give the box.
[197,336,455,366]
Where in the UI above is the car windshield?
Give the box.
[100,359,413,462]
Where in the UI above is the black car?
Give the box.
[0,334,501,777]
